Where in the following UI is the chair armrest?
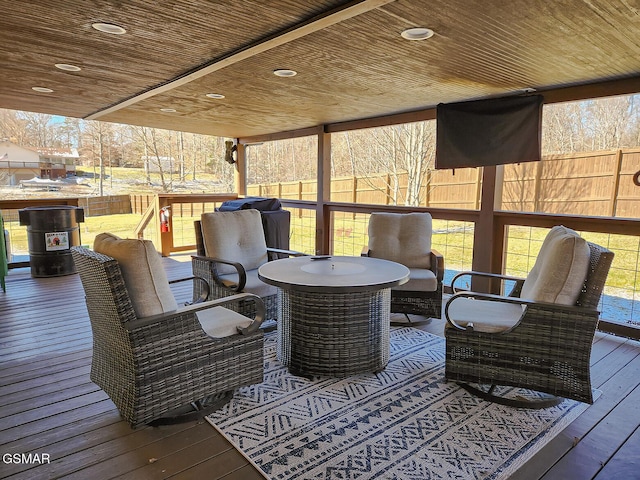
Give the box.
[444,290,598,332]
[168,275,210,304]
[125,292,265,333]
[430,249,444,282]
[266,247,307,259]
[451,271,525,294]
[191,255,247,292]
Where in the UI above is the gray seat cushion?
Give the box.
[520,225,590,305]
[200,209,269,275]
[219,268,279,298]
[393,267,438,292]
[447,297,524,333]
[368,212,432,269]
[93,233,178,318]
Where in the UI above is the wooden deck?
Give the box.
[1,254,639,480]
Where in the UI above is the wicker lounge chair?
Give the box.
[445,226,614,407]
[71,239,265,428]
[363,212,444,320]
[192,209,304,322]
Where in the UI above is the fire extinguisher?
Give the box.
[160,206,171,233]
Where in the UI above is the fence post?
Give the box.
[424,170,432,207]
[298,181,303,218]
[474,169,482,209]
[386,173,391,205]
[533,160,543,212]
[609,149,623,217]
[352,177,358,219]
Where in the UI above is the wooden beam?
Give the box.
[0,198,79,209]
[85,0,396,120]
[494,211,640,236]
[539,77,640,105]
[239,126,322,145]
[324,76,640,134]
[326,109,437,134]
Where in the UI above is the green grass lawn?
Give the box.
[5,211,637,293]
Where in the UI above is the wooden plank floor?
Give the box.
[1,254,639,479]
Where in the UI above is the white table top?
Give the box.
[258,255,409,293]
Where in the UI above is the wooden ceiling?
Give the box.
[1,0,639,139]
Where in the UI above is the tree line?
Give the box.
[0,110,232,194]
[1,94,638,203]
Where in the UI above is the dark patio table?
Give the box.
[258,255,409,377]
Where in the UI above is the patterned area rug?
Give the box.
[206,327,591,480]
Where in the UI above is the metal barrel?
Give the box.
[18,206,85,277]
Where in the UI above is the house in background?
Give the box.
[141,155,177,173]
[0,139,79,185]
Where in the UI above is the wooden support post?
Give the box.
[471,166,504,293]
[316,127,331,255]
[235,142,247,196]
[157,195,173,257]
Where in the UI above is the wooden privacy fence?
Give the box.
[88,148,640,219]
[502,148,640,217]
[77,195,132,216]
[74,194,228,218]
[247,148,640,218]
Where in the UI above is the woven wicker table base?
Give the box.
[277,288,391,377]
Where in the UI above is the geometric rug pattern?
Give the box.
[207,327,590,479]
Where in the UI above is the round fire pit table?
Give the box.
[258,255,409,377]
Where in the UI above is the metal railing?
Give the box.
[3,194,639,339]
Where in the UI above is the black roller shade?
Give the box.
[436,94,543,169]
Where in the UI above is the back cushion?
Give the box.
[94,233,178,317]
[200,209,269,275]
[520,226,590,305]
[368,212,432,269]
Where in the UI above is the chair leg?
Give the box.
[148,391,234,426]
[458,383,564,409]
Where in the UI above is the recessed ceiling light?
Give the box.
[55,63,82,72]
[206,93,225,99]
[273,69,297,77]
[92,22,127,35]
[32,87,54,93]
[401,27,434,41]
[160,108,177,113]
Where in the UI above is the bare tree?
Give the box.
[334,121,436,206]
[57,117,83,149]
[134,127,172,192]
[0,110,30,144]
[543,95,640,153]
